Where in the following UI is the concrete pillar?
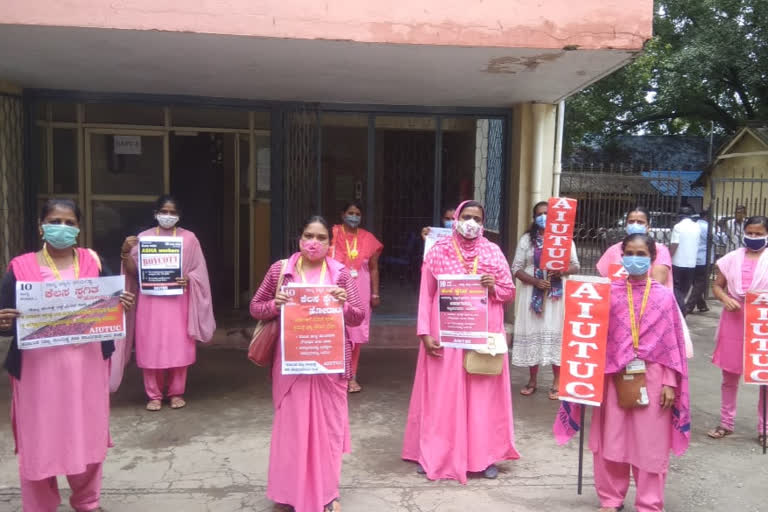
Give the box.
[0,81,24,272]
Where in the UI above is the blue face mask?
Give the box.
[42,224,80,249]
[622,255,651,276]
[443,220,454,229]
[626,223,648,235]
[743,235,768,252]
[535,214,547,229]
[344,215,361,228]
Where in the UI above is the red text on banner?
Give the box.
[558,276,612,406]
[540,197,578,272]
[744,291,768,385]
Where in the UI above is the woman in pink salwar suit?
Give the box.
[554,234,690,512]
[402,200,520,483]
[118,195,215,410]
[251,216,364,512]
[707,215,768,443]
[0,199,135,512]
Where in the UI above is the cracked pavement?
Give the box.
[1,304,767,511]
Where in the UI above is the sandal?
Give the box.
[598,506,624,512]
[520,384,537,396]
[348,380,362,393]
[324,499,340,512]
[170,396,187,409]
[548,388,559,400]
[146,399,162,412]
[707,426,733,439]
[758,434,766,446]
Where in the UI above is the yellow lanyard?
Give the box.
[296,257,328,284]
[42,245,79,281]
[626,277,652,351]
[156,227,177,236]
[342,226,359,260]
[452,238,479,274]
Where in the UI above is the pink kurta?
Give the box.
[402,269,520,483]
[251,254,365,512]
[131,227,215,370]
[713,256,757,374]
[331,226,383,344]
[12,266,110,481]
[589,362,678,474]
[597,242,673,289]
[402,203,520,484]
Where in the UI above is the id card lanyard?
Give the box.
[452,238,479,275]
[626,277,651,374]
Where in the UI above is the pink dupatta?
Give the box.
[716,247,768,300]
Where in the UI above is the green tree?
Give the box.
[565,0,768,154]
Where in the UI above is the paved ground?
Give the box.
[1,303,767,511]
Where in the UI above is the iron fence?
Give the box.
[0,94,24,273]
[560,167,686,274]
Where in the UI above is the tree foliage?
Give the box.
[565,0,768,154]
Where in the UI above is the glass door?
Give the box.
[85,128,168,272]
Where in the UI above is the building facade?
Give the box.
[0,0,653,318]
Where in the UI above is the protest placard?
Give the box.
[744,291,768,385]
[558,275,611,406]
[540,197,578,272]
[138,236,183,296]
[281,284,346,375]
[15,276,126,349]
[424,227,452,257]
[437,274,488,349]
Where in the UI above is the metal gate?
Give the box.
[0,94,24,272]
[708,174,768,259]
[282,106,320,256]
[560,169,684,274]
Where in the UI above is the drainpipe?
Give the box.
[552,101,565,197]
[530,104,546,205]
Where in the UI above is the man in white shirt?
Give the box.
[670,206,701,313]
[726,205,746,251]
[685,209,713,314]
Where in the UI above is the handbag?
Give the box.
[248,260,287,367]
[463,333,508,376]
[613,368,650,409]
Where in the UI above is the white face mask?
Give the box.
[456,219,482,239]
[156,214,179,229]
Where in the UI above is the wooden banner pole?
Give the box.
[762,385,767,455]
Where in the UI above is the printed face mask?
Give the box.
[344,215,361,228]
[42,224,80,249]
[443,220,454,229]
[456,219,482,239]
[743,235,768,252]
[300,239,329,261]
[535,214,547,229]
[626,223,648,235]
[156,214,179,229]
[622,255,651,276]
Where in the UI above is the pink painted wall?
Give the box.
[2,0,652,50]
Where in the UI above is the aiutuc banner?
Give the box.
[743,291,768,385]
[558,276,612,406]
[281,284,346,375]
[539,197,578,272]
[15,276,126,349]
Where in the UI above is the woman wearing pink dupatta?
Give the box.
[251,216,364,512]
[0,199,135,511]
[402,200,520,483]
[554,234,690,512]
[119,195,215,410]
[707,216,768,443]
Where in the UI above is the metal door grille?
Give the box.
[282,107,319,255]
[0,94,24,272]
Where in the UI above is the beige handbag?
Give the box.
[463,333,508,376]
